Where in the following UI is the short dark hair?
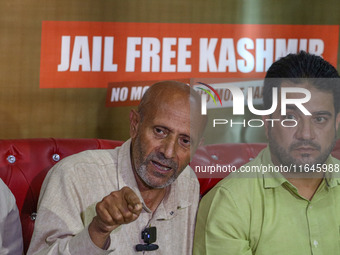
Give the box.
[263,51,340,114]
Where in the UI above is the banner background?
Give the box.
[1,0,340,142]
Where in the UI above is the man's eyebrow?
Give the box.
[181,133,191,140]
[285,105,298,111]
[312,111,332,117]
[279,104,299,113]
[284,105,333,117]
[154,125,170,131]
[155,125,191,138]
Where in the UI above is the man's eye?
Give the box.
[314,116,327,124]
[284,114,297,120]
[154,127,166,136]
[180,137,191,148]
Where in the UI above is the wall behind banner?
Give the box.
[1,0,340,142]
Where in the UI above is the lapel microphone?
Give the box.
[135,226,159,252]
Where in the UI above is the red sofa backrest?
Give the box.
[190,142,267,196]
[0,138,123,254]
[2,138,340,253]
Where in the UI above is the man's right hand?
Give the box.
[88,186,143,249]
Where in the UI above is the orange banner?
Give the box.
[40,22,339,88]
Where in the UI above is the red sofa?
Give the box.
[1,138,340,253]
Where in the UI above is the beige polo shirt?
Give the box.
[28,139,199,255]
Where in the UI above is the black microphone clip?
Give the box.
[135,226,159,252]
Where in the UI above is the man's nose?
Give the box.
[160,136,177,159]
[295,119,315,140]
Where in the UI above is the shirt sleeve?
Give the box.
[0,179,24,255]
[26,162,113,255]
[193,185,253,255]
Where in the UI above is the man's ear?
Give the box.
[262,115,271,139]
[336,112,340,131]
[129,109,140,139]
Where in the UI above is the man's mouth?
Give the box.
[294,146,319,153]
[296,146,317,151]
[151,160,172,172]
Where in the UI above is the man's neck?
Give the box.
[131,169,168,212]
[139,186,168,212]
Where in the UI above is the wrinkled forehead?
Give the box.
[140,83,205,132]
[146,87,201,112]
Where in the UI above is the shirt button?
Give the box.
[313,240,318,247]
[309,205,313,209]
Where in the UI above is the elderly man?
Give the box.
[28,81,206,254]
[194,52,340,254]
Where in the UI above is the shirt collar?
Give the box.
[153,175,193,220]
[323,156,340,188]
[258,147,288,188]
